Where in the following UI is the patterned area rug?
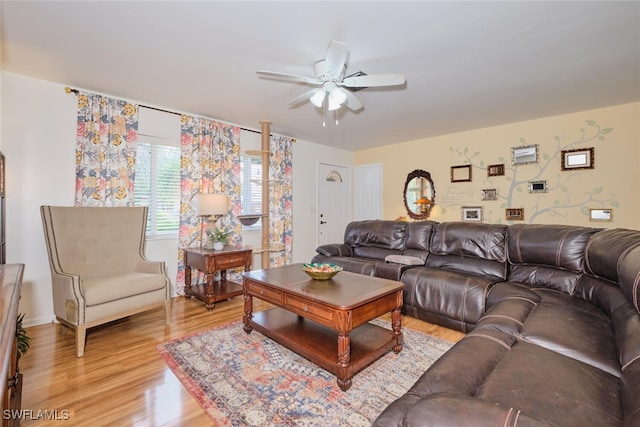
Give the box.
[158,318,453,426]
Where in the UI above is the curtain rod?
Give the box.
[64,86,269,137]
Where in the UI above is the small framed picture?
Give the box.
[451,165,472,183]
[561,147,594,171]
[481,188,498,201]
[487,164,505,177]
[505,208,525,221]
[528,180,548,193]
[512,144,539,165]
[589,208,612,222]
[461,206,483,222]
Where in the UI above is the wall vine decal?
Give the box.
[442,121,617,224]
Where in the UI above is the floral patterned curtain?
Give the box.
[176,115,241,294]
[74,92,138,206]
[269,135,294,267]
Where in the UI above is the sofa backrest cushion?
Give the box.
[402,220,437,260]
[426,222,509,280]
[619,244,640,314]
[584,228,640,284]
[344,220,408,250]
[507,224,598,294]
[508,224,597,272]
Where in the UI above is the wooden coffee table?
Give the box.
[242,263,403,391]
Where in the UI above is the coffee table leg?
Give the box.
[336,333,352,391]
[392,307,403,353]
[243,292,253,334]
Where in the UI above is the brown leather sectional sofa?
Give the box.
[311,220,640,426]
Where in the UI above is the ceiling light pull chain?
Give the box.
[323,101,327,127]
[335,109,339,126]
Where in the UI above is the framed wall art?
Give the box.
[481,188,498,201]
[450,164,472,183]
[561,147,594,171]
[589,208,612,222]
[505,208,524,221]
[461,206,483,222]
[512,144,539,166]
[528,180,548,193]
[487,164,505,176]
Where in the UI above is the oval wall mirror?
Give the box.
[403,169,435,220]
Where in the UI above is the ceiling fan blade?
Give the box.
[341,73,405,87]
[256,70,320,85]
[287,88,321,107]
[341,88,363,111]
[324,41,348,80]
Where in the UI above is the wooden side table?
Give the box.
[183,246,252,311]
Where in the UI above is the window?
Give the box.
[134,138,181,237]
[240,155,263,228]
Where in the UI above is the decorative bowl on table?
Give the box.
[302,263,343,280]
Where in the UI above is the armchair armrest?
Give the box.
[315,243,353,257]
[50,270,84,325]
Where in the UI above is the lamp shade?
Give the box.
[197,193,228,216]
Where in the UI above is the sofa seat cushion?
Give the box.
[352,246,401,260]
[402,267,495,331]
[488,283,620,376]
[82,272,168,306]
[310,254,377,276]
[477,341,621,426]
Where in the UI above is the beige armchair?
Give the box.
[41,206,171,357]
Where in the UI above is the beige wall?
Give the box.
[1,71,353,325]
[355,102,640,229]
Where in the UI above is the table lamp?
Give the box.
[197,193,228,249]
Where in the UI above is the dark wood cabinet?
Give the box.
[0,152,5,264]
[1,264,24,426]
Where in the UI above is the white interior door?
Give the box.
[354,163,382,220]
[318,163,350,246]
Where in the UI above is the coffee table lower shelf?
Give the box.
[248,307,398,388]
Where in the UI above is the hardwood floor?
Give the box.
[19,296,464,426]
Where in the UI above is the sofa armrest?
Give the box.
[315,243,352,257]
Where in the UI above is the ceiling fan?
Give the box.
[256,41,405,113]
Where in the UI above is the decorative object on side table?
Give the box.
[302,263,343,280]
[207,228,230,251]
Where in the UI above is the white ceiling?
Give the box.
[2,1,639,151]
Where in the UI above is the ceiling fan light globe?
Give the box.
[328,98,342,111]
[329,87,347,105]
[310,90,325,108]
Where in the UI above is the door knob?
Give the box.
[320,221,327,224]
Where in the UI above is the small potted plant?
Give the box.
[207,228,230,251]
[16,313,30,360]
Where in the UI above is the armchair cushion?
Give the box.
[83,272,168,306]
